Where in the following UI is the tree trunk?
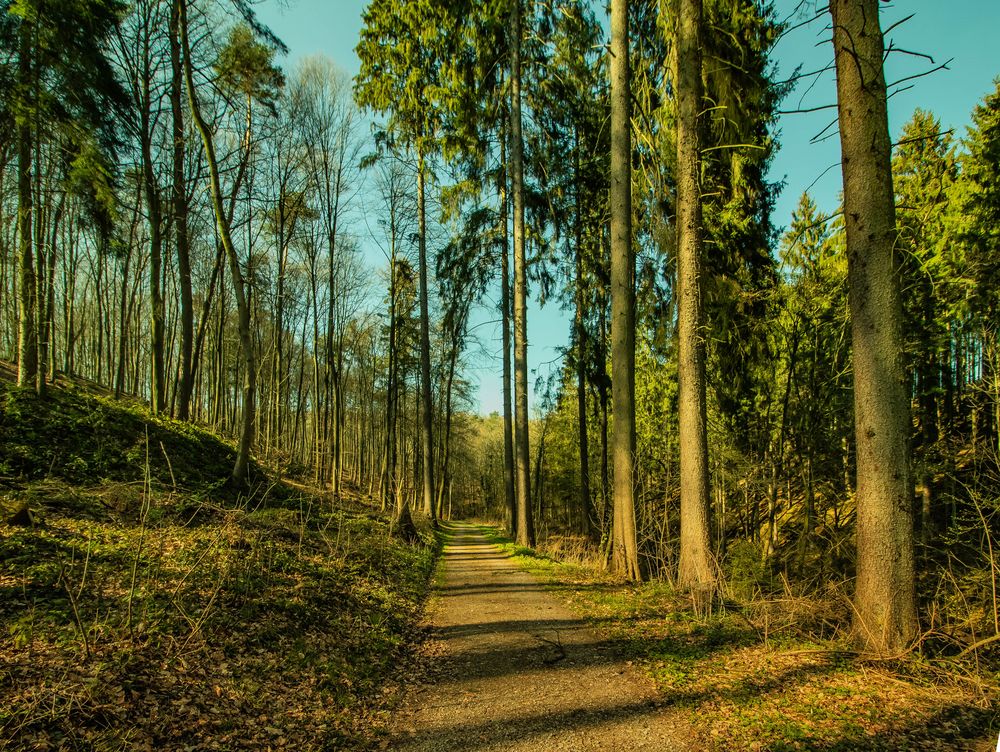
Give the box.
[510,0,534,547]
[42,196,63,383]
[16,20,37,389]
[170,1,194,421]
[675,0,715,595]
[141,42,166,414]
[609,0,640,580]
[831,0,917,653]
[499,126,517,539]
[574,128,593,540]
[180,0,255,485]
[416,159,437,522]
[390,256,416,540]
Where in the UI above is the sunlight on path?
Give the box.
[390,522,690,751]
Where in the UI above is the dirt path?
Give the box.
[390,522,692,751]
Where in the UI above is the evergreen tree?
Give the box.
[609,0,640,579]
[830,0,917,653]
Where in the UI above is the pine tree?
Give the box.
[675,0,715,599]
[609,0,640,580]
[830,0,917,653]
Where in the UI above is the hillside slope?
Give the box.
[0,376,437,750]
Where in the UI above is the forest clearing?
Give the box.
[2,0,1000,749]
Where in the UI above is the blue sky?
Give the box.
[256,0,1000,416]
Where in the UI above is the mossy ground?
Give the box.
[0,378,439,750]
[480,525,999,752]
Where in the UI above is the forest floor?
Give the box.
[439,524,998,752]
[389,521,689,751]
[0,374,439,750]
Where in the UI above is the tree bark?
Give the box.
[675,0,715,594]
[140,28,166,414]
[416,159,437,521]
[499,125,517,539]
[169,0,194,421]
[510,0,534,547]
[830,0,917,653]
[609,0,640,581]
[16,19,37,389]
[574,128,593,540]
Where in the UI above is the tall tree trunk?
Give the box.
[42,196,63,382]
[830,0,917,653]
[675,0,715,594]
[382,258,397,508]
[609,0,640,580]
[574,128,593,539]
[499,127,517,539]
[32,121,46,396]
[16,20,37,389]
[170,1,194,421]
[180,0,255,485]
[141,40,166,414]
[510,0,534,547]
[436,345,458,519]
[417,159,436,522]
[115,188,140,398]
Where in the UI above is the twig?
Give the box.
[160,441,177,494]
[956,633,1000,659]
[58,564,91,661]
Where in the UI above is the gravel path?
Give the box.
[390,521,693,751]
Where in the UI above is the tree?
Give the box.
[776,193,851,569]
[957,82,1000,456]
[675,0,715,596]
[830,0,917,653]
[372,159,419,539]
[609,0,639,580]
[893,110,958,540]
[1,0,128,394]
[296,56,361,494]
[508,0,536,547]
[356,0,453,522]
[528,0,608,540]
[179,3,283,485]
[169,0,194,421]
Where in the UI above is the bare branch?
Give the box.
[886,59,953,89]
[881,13,915,38]
[778,103,838,115]
[810,116,840,144]
[891,129,954,150]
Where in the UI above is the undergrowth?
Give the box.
[0,380,439,750]
[480,524,1000,752]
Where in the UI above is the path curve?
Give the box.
[390,521,692,751]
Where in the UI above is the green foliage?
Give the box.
[354,0,456,159]
[215,22,284,108]
[959,78,1000,312]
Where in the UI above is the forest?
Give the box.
[1,0,999,749]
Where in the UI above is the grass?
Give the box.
[480,524,1000,752]
[0,378,440,750]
